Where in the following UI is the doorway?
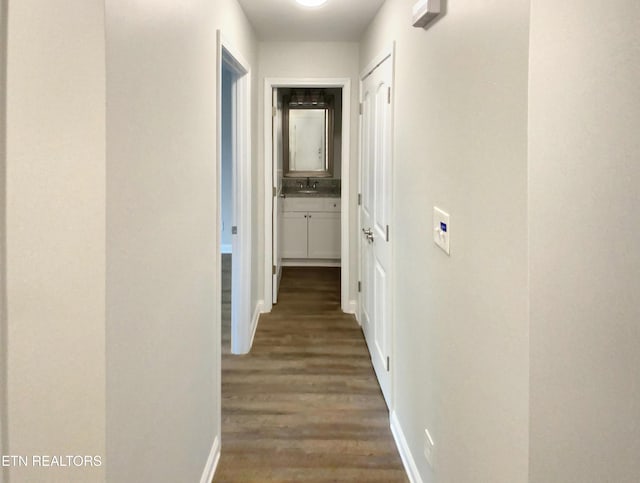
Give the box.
[220,62,235,358]
[264,78,352,314]
[217,33,252,356]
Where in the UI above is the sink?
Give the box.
[296,189,318,194]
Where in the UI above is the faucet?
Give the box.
[304,177,318,190]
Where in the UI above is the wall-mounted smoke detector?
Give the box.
[296,0,328,7]
[412,0,441,28]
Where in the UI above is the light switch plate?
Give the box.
[433,207,450,255]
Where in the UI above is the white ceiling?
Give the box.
[237,0,386,41]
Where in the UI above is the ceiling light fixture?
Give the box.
[295,0,328,8]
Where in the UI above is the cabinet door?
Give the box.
[307,212,341,259]
[282,212,308,259]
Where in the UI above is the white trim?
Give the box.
[219,34,251,79]
[248,300,264,350]
[360,43,395,80]
[388,41,398,412]
[217,31,253,356]
[264,77,352,314]
[357,74,364,326]
[214,35,223,483]
[390,411,424,483]
[340,80,352,315]
[263,80,271,312]
[346,300,358,316]
[199,436,221,483]
[220,244,232,254]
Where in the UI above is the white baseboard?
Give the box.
[199,436,220,483]
[390,411,424,483]
[234,301,264,355]
[220,244,232,254]
[249,300,264,350]
[345,299,357,315]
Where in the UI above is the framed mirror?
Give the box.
[283,91,334,177]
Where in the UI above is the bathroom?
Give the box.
[272,86,344,302]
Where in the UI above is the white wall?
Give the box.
[5,1,106,481]
[4,1,257,480]
[0,1,7,481]
[528,1,640,481]
[105,0,257,481]
[221,66,234,251]
[258,42,360,306]
[360,1,530,482]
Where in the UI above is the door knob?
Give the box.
[362,228,373,236]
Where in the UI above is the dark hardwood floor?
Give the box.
[216,261,407,482]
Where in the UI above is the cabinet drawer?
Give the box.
[283,197,341,213]
[322,199,341,212]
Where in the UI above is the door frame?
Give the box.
[358,43,396,409]
[263,77,352,313]
[216,31,252,356]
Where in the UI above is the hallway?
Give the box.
[216,265,407,482]
[4,1,638,481]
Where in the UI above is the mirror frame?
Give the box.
[282,94,334,178]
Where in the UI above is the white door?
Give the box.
[360,55,393,407]
[272,89,284,303]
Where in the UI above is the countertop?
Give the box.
[282,189,341,198]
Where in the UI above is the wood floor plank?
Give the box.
[216,259,407,482]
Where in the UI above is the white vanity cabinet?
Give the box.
[282,197,341,261]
